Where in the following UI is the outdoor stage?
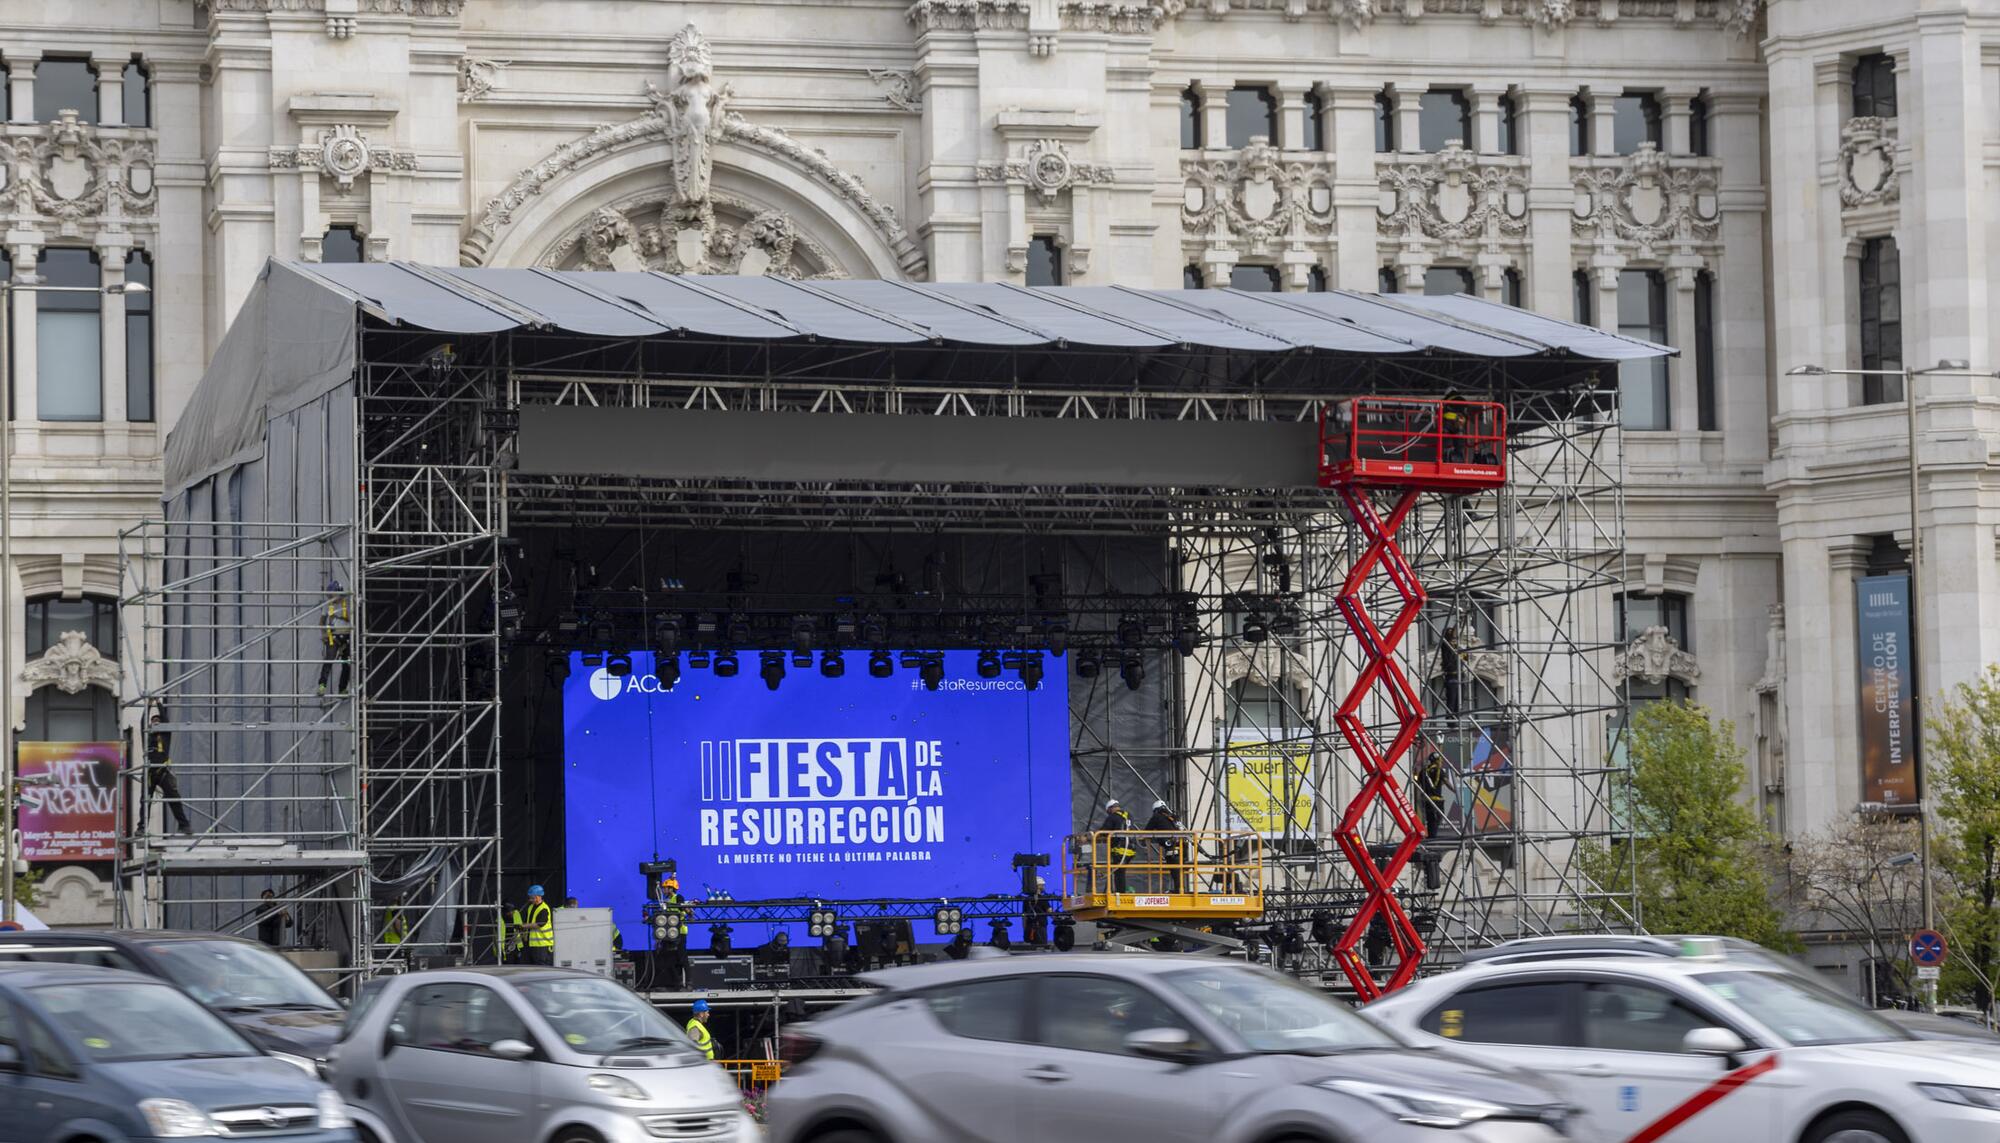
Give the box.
[124,261,1666,993]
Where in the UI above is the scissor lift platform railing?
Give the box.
[1062,830,1265,922]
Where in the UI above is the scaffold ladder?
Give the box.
[1329,484,1428,999]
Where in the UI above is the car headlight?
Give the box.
[317,1089,354,1130]
[589,1072,650,1102]
[1919,1083,2000,1111]
[139,1098,220,1138]
[269,1050,319,1077]
[1319,1079,1510,1129]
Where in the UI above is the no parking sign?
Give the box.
[1911,929,1948,966]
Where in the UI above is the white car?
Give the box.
[1364,948,2000,1143]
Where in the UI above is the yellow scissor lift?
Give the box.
[1063,830,1264,952]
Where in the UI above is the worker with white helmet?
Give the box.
[1098,799,1136,893]
[1144,799,1185,892]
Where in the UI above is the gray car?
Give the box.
[765,954,1572,1143]
[326,967,757,1143]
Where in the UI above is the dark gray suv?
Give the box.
[766,955,1570,1143]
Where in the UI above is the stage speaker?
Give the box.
[688,955,754,989]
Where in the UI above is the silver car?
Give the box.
[765,954,1571,1143]
[326,967,756,1143]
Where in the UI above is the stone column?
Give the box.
[1708,90,1771,465]
[1589,90,1618,157]
[8,52,39,124]
[1519,85,1579,318]
[1592,264,1621,335]
[98,244,129,427]
[9,242,41,424]
[1394,84,1422,153]
[1277,84,1305,152]
[1662,89,1696,157]
[1471,85,1505,155]
[94,55,127,128]
[1668,263,1700,435]
[1200,83,1229,151]
[1328,82,1385,290]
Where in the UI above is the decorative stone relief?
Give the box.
[1181,139,1335,253]
[199,0,463,13]
[1717,0,1762,36]
[6,111,158,238]
[868,69,921,113]
[464,22,920,275]
[1336,0,1374,24]
[1839,117,1899,209]
[21,632,121,696]
[977,138,1113,202]
[540,194,839,279]
[904,0,1169,36]
[1377,143,1528,247]
[269,127,415,192]
[1531,0,1573,26]
[458,57,511,103]
[1571,143,1719,254]
[1753,604,1785,697]
[1612,626,1701,687]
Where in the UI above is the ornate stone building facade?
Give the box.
[3,0,1997,982]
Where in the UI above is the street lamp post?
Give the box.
[0,276,149,924]
[1790,358,2000,1009]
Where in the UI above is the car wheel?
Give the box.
[552,1131,605,1143]
[1804,1109,1909,1143]
[811,1131,882,1143]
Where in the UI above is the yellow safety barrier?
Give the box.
[717,1058,784,1095]
[1061,830,1264,921]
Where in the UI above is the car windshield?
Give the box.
[1694,970,1911,1046]
[146,940,339,1011]
[34,981,257,1062]
[1159,965,1402,1054]
[515,976,696,1056]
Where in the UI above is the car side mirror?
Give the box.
[0,1043,20,1072]
[1124,1027,1202,1064]
[489,1039,535,1061]
[1682,1027,1748,1059]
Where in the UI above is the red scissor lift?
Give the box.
[1315,398,1507,999]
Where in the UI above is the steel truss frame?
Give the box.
[124,320,1629,987]
[119,345,506,985]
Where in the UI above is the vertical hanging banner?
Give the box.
[16,742,122,861]
[1218,736,1314,838]
[1856,574,1917,808]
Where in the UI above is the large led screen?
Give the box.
[563,651,1071,949]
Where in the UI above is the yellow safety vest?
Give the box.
[686,1017,714,1060]
[382,909,407,945]
[325,597,351,644]
[525,901,554,949]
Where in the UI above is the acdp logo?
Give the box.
[588,668,623,701]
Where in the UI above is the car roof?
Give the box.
[0,929,255,948]
[861,952,1237,991]
[382,966,589,986]
[1449,953,1769,982]
[0,962,161,987]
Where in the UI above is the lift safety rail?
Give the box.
[1062,830,1265,922]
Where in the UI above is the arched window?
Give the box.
[23,595,119,741]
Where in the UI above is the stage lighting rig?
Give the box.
[989,920,1011,949]
[1239,611,1269,644]
[545,653,570,686]
[901,652,944,691]
[944,928,974,960]
[1117,614,1145,647]
[650,612,682,655]
[1119,653,1145,691]
[709,924,733,957]
[867,650,894,679]
[1017,654,1044,691]
[606,652,634,678]
[657,654,681,688]
[975,650,1002,679]
[725,612,752,645]
[820,651,845,679]
[1052,919,1076,952]
[807,908,840,938]
[1074,652,1101,679]
[712,652,739,678]
[497,588,521,640]
[860,611,887,644]
[1041,621,1068,657]
[790,615,817,653]
[759,651,786,691]
[932,906,965,935]
[589,611,616,647]
[1270,606,1299,638]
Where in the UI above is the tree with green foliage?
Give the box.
[1582,700,1792,947]
[1930,664,2000,1012]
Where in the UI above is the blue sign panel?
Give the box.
[1855,574,1917,809]
[563,652,1071,949]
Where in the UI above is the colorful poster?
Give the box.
[1856,574,1917,809]
[17,741,122,862]
[1219,737,1314,838]
[1430,726,1515,836]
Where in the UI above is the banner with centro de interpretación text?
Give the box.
[1856,573,1918,810]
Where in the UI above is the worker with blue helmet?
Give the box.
[522,885,554,965]
[687,997,716,1059]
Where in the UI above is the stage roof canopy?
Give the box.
[166,260,1671,497]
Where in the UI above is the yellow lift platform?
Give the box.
[1062,830,1265,923]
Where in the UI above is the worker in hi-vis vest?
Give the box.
[522,885,554,966]
[685,998,716,1060]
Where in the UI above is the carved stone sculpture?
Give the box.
[21,632,121,696]
[1839,117,1899,209]
[1613,626,1701,687]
